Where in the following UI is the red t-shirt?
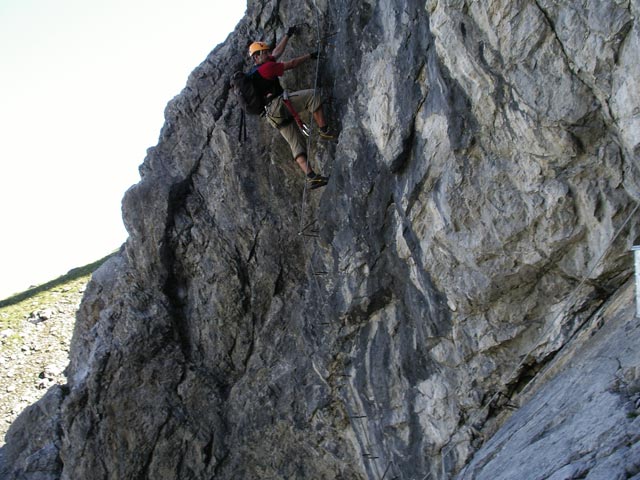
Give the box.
[256,56,285,80]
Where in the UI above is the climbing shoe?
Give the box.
[318,126,336,140]
[308,174,329,189]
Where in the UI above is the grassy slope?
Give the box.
[0,253,116,309]
[0,253,115,445]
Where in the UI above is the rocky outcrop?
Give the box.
[2,0,640,478]
[457,281,640,480]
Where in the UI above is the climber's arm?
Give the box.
[282,53,313,71]
[271,35,290,59]
[272,26,299,59]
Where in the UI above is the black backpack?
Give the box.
[231,70,265,115]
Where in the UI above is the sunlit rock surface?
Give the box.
[2,0,639,478]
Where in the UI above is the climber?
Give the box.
[248,26,334,189]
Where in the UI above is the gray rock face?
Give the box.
[2,0,640,479]
[457,282,640,480]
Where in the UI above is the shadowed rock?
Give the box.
[2,0,640,478]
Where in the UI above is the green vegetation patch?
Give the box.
[0,253,116,345]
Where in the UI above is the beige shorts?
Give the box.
[265,89,322,160]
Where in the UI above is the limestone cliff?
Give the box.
[2,0,640,479]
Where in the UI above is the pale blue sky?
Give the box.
[0,0,245,299]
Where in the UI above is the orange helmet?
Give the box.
[248,41,270,57]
